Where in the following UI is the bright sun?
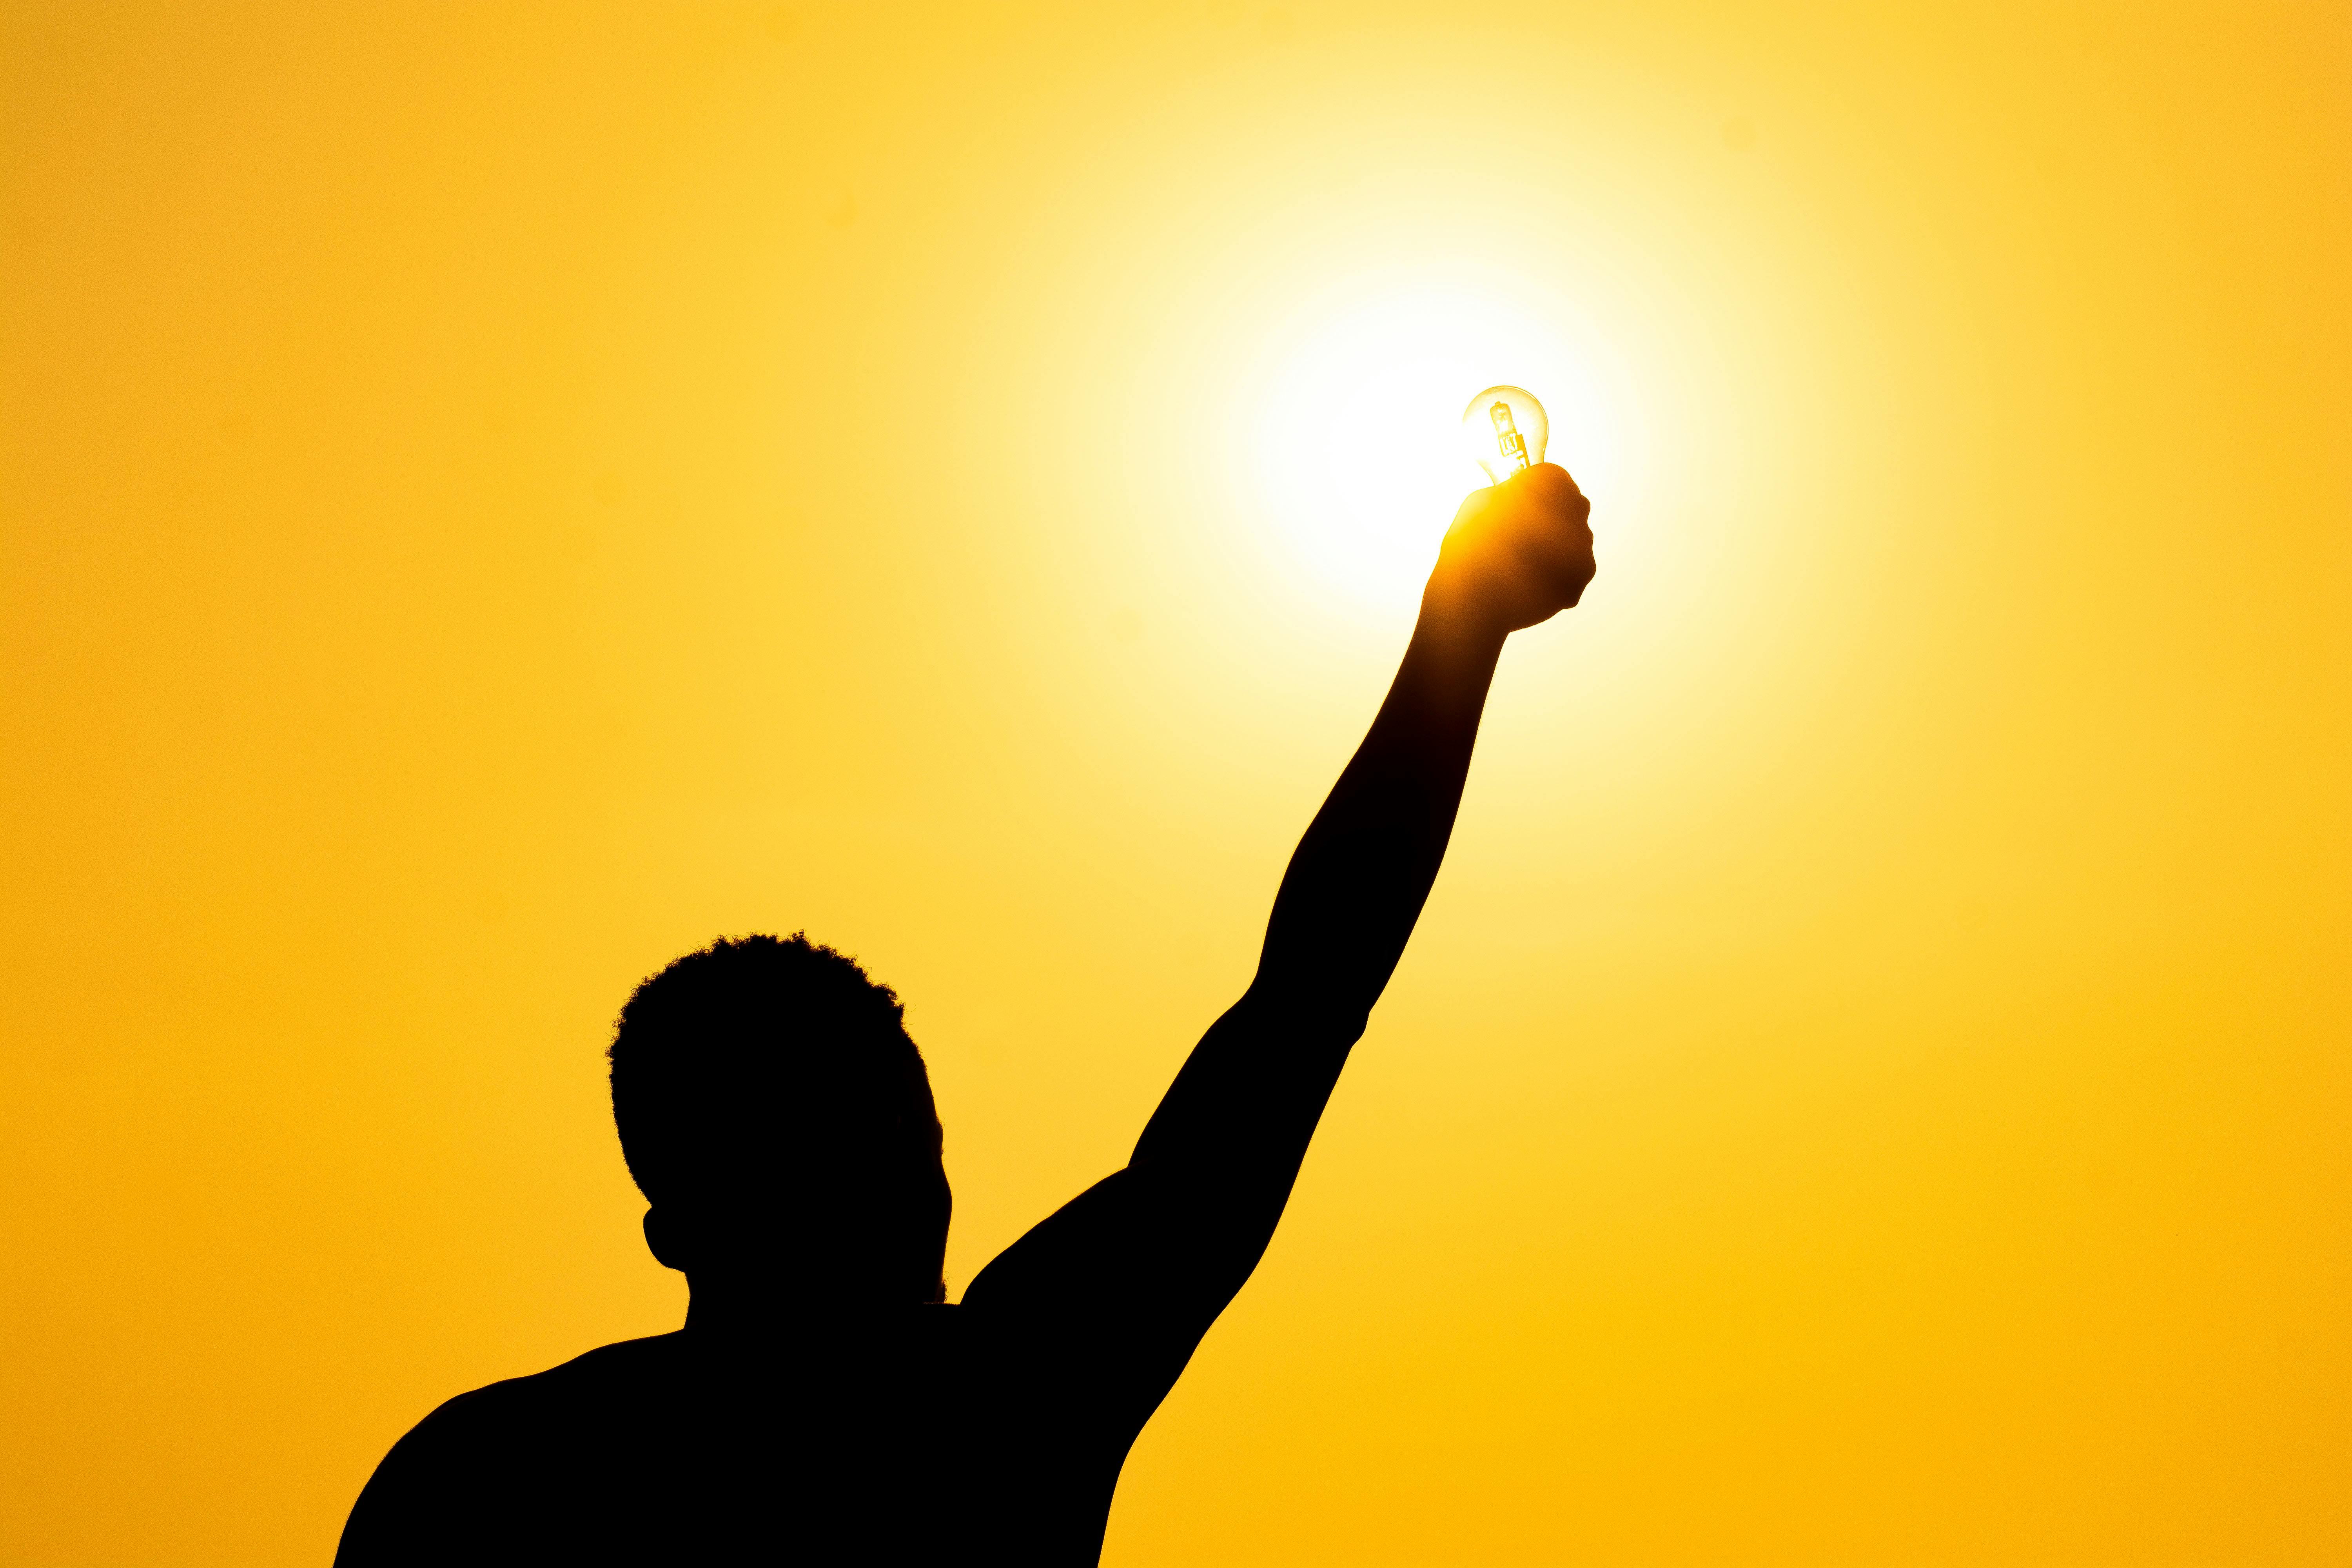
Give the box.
[1229,275,1617,614]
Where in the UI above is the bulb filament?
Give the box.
[1489,402,1532,473]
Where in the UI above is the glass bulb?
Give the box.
[1460,385,1548,486]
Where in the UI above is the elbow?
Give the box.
[1236,980,1371,1050]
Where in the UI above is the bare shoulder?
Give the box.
[412,1333,686,1440]
[336,1335,691,1564]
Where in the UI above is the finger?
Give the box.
[1517,518,1596,601]
[1517,499,1595,566]
[1514,462,1587,511]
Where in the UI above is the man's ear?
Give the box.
[642,1206,690,1272]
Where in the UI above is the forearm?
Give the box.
[1254,591,1506,1014]
[1131,595,1503,1171]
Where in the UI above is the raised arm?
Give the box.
[965,466,1594,1338]
[1131,463,1595,1183]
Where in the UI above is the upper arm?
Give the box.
[958,999,1359,1419]
[957,1169,1236,1444]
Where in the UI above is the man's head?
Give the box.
[609,933,949,1306]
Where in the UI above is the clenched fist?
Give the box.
[1424,463,1596,635]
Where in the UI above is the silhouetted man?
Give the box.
[337,465,1596,1564]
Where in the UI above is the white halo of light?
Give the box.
[1225,271,1623,615]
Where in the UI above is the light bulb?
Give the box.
[1460,385,1548,486]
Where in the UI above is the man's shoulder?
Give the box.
[502,1330,688,1394]
[336,1334,690,1564]
[399,1332,688,1451]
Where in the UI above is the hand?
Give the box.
[1423,463,1595,635]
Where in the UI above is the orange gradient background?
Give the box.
[3,4,2347,1563]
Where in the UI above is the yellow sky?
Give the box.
[3,3,2347,1563]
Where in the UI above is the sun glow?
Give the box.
[1231,276,1621,613]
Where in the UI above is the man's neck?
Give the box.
[682,1285,938,1341]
